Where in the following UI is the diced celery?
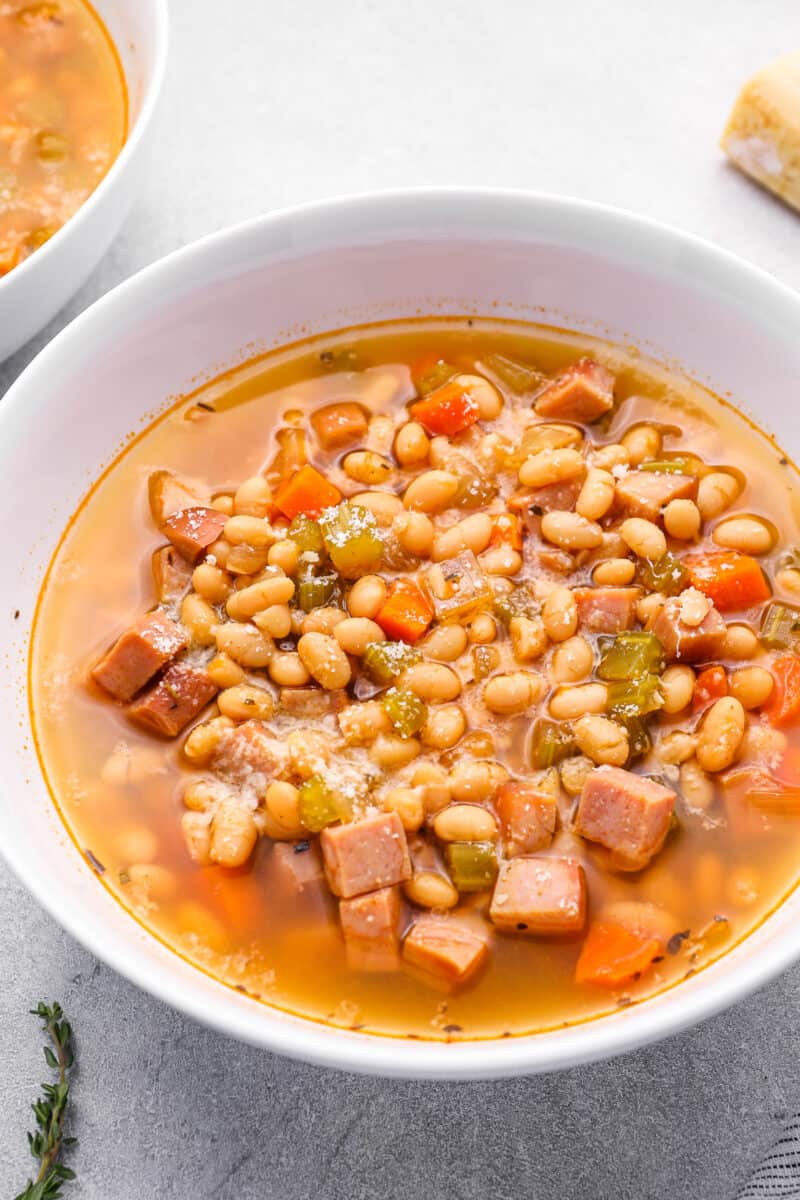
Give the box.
[598,632,664,681]
[382,687,427,738]
[297,574,337,612]
[416,360,458,395]
[318,501,383,578]
[428,551,494,622]
[638,457,695,475]
[445,842,498,893]
[363,640,421,685]
[760,602,800,649]
[472,645,501,681]
[622,716,652,761]
[288,514,324,554]
[607,675,663,719]
[480,352,545,394]
[493,583,540,627]
[454,473,497,509]
[635,552,687,596]
[298,775,340,832]
[529,719,576,769]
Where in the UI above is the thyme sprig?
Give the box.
[15,1002,76,1200]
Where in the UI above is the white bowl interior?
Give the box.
[0,0,167,360]
[3,192,800,1077]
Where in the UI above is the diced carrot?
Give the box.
[765,655,800,727]
[684,551,770,613]
[575,920,662,988]
[410,381,480,437]
[692,665,728,713]
[375,580,434,644]
[489,512,523,551]
[273,464,341,520]
[208,866,263,930]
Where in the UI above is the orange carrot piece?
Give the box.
[410,381,480,437]
[273,464,341,520]
[684,551,770,613]
[575,920,662,988]
[376,580,434,644]
[489,512,523,551]
[692,665,728,713]
[765,655,800,727]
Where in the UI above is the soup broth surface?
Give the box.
[31,319,800,1040]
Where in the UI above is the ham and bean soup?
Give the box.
[32,320,800,1039]
[0,0,126,276]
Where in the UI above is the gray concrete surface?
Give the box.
[3,1,800,1196]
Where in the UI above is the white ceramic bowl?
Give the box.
[3,190,800,1079]
[0,0,168,362]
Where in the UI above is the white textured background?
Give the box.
[3,2,800,1196]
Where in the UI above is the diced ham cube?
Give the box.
[279,687,348,716]
[574,586,640,633]
[509,478,581,515]
[534,359,615,423]
[163,506,228,562]
[490,857,586,934]
[339,886,401,972]
[310,402,368,450]
[403,914,488,983]
[496,780,557,857]
[651,594,727,662]
[321,811,412,898]
[127,662,217,737]
[272,841,325,891]
[151,545,193,605]
[614,470,698,522]
[148,470,210,526]
[212,721,289,782]
[575,765,675,871]
[91,610,187,701]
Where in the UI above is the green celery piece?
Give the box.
[638,457,695,475]
[298,775,340,832]
[623,716,652,761]
[760,602,800,649]
[382,687,427,738]
[607,674,664,719]
[363,640,421,685]
[635,552,687,596]
[494,583,540,628]
[416,360,458,395]
[472,644,501,681]
[297,574,337,612]
[454,473,497,509]
[318,501,383,577]
[480,352,544,394]
[289,514,325,555]
[445,842,498,893]
[529,719,576,769]
[598,631,664,681]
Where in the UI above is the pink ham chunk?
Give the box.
[321,811,412,899]
[403,914,488,983]
[148,470,209,526]
[163,506,228,563]
[575,765,675,871]
[272,841,325,892]
[151,545,193,605]
[490,857,586,934]
[91,610,187,701]
[615,470,698,522]
[509,478,581,515]
[339,886,401,972]
[127,662,217,737]
[212,721,289,782]
[496,780,557,857]
[651,594,727,663]
[574,586,640,634]
[534,359,615,423]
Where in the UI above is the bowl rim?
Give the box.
[0,0,170,293]
[5,186,800,1078]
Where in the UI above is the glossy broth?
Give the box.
[31,319,800,1040]
[0,0,127,275]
